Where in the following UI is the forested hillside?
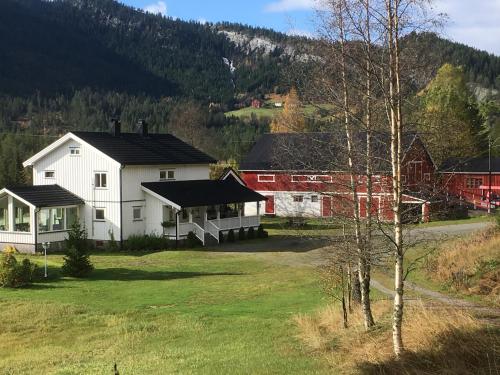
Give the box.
[0,0,499,188]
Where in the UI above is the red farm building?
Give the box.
[239,132,435,222]
[441,157,500,211]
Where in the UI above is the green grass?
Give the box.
[0,249,331,374]
[413,214,493,228]
[224,103,334,120]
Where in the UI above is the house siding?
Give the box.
[32,138,121,241]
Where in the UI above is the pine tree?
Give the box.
[61,222,93,278]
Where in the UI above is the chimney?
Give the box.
[137,119,148,137]
[109,118,121,137]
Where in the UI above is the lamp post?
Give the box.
[42,242,50,278]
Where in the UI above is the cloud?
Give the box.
[433,0,500,55]
[144,1,167,16]
[264,0,317,13]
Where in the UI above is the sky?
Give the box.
[121,0,500,55]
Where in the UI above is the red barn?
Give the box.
[441,157,500,210]
[240,132,435,222]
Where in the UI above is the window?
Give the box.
[291,175,332,183]
[94,172,107,188]
[44,171,55,179]
[160,170,175,180]
[133,207,142,221]
[258,174,275,182]
[95,208,105,221]
[424,173,431,182]
[38,207,78,233]
[69,147,81,156]
[293,195,303,203]
[311,195,319,203]
[466,177,482,189]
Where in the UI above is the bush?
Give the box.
[0,253,38,288]
[238,227,245,240]
[62,222,93,278]
[247,226,255,239]
[125,234,171,251]
[219,231,224,243]
[227,229,235,242]
[257,224,268,238]
[186,231,202,247]
[106,229,120,252]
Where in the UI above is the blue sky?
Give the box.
[121,0,500,55]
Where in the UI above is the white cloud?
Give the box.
[264,0,317,13]
[144,1,167,16]
[433,0,500,55]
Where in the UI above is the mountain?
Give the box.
[1,0,498,105]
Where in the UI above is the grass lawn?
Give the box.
[0,248,331,374]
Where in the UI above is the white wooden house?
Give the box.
[0,121,265,253]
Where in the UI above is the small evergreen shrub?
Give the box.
[125,234,171,251]
[257,224,268,238]
[238,227,245,240]
[247,226,255,239]
[218,231,224,243]
[227,229,235,242]
[62,222,93,278]
[0,253,38,288]
[186,231,202,247]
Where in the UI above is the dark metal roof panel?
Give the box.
[6,185,84,208]
[142,179,266,208]
[72,131,217,165]
[440,157,500,173]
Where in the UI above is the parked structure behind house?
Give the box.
[240,132,435,222]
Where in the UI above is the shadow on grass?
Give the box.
[86,268,243,281]
[210,236,329,253]
[356,326,500,375]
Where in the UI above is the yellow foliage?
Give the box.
[270,87,306,133]
[2,245,18,254]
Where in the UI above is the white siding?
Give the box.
[32,138,121,241]
[144,193,164,236]
[258,191,322,217]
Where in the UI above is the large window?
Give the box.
[14,202,30,232]
[38,207,78,233]
[94,172,107,188]
[0,196,8,231]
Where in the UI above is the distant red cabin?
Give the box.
[251,99,262,109]
[441,157,500,210]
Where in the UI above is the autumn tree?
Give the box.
[270,87,306,133]
[418,63,482,164]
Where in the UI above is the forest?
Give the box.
[0,0,498,188]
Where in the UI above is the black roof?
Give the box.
[240,132,422,172]
[72,131,216,166]
[4,185,84,208]
[142,179,266,208]
[440,157,500,173]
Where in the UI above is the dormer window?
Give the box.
[44,171,55,179]
[160,170,175,181]
[69,147,81,156]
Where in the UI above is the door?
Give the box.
[321,196,332,217]
[265,195,275,214]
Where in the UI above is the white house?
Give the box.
[0,121,265,253]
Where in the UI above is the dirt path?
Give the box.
[212,221,498,322]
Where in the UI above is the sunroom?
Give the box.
[0,185,84,253]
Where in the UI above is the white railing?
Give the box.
[178,222,193,236]
[191,222,205,246]
[215,215,260,231]
[205,220,219,242]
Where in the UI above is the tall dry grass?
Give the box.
[294,301,499,374]
[428,228,500,300]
